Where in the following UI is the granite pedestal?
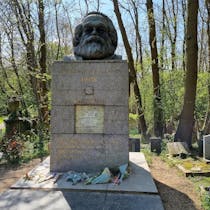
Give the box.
[51,60,129,172]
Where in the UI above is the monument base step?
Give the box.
[0,152,164,210]
[11,152,157,194]
[0,189,164,210]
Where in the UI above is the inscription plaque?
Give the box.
[75,105,104,133]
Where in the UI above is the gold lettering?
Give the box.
[81,77,97,82]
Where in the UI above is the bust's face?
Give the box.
[74,14,116,59]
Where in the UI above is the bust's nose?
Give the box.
[91,27,97,35]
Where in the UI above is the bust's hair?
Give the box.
[73,12,117,49]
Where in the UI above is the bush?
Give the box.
[0,134,23,164]
[0,127,50,164]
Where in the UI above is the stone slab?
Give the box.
[51,105,128,135]
[75,105,104,134]
[52,61,128,90]
[12,152,158,194]
[52,89,128,106]
[51,61,129,106]
[203,134,210,161]
[50,134,129,172]
[51,61,129,172]
[0,190,71,210]
[167,142,189,156]
[0,190,164,210]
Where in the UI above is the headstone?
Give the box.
[129,138,140,152]
[150,137,161,154]
[4,96,32,137]
[50,60,129,172]
[203,134,210,161]
[167,142,189,156]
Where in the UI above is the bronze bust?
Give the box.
[64,12,121,60]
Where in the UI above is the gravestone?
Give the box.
[50,60,129,172]
[150,137,161,154]
[4,96,32,137]
[129,138,140,152]
[203,134,210,161]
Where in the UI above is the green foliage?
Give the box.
[129,113,138,131]
[0,134,24,164]
[129,70,208,135]
[21,129,50,162]
[160,70,185,121]
[195,72,209,123]
[140,144,154,165]
[202,192,210,210]
[0,116,5,124]
[0,128,50,164]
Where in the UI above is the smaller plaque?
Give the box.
[75,105,104,134]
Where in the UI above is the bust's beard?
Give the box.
[74,36,115,59]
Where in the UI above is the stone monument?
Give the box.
[203,134,210,161]
[50,12,129,172]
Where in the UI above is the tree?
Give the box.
[11,0,49,124]
[181,0,186,71]
[165,0,178,71]
[146,0,164,137]
[160,0,166,70]
[112,0,149,141]
[202,0,210,134]
[120,0,144,78]
[38,0,49,123]
[175,0,199,147]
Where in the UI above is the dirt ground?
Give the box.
[0,158,41,193]
[150,156,203,210]
[0,156,204,210]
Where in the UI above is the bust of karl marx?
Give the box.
[64,12,121,60]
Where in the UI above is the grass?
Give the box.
[189,176,210,210]
[129,128,141,139]
[0,116,5,124]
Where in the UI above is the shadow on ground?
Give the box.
[154,179,199,210]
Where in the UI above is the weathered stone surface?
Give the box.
[50,134,128,172]
[51,106,74,134]
[129,138,140,152]
[52,89,128,106]
[167,142,189,156]
[51,61,129,172]
[203,134,210,161]
[75,105,104,134]
[51,105,128,135]
[150,137,162,154]
[51,61,128,106]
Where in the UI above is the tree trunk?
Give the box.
[203,0,210,134]
[131,0,144,78]
[11,0,48,126]
[175,0,199,147]
[146,0,163,137]
[112,0,149,141]
[54,2,61,60]
[38,0,49,123]
[181,0,186,71]
[0,32,17,93]
[160,0,166,70]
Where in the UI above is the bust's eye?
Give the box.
[97,27,106,34]
[84,27,93,34]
